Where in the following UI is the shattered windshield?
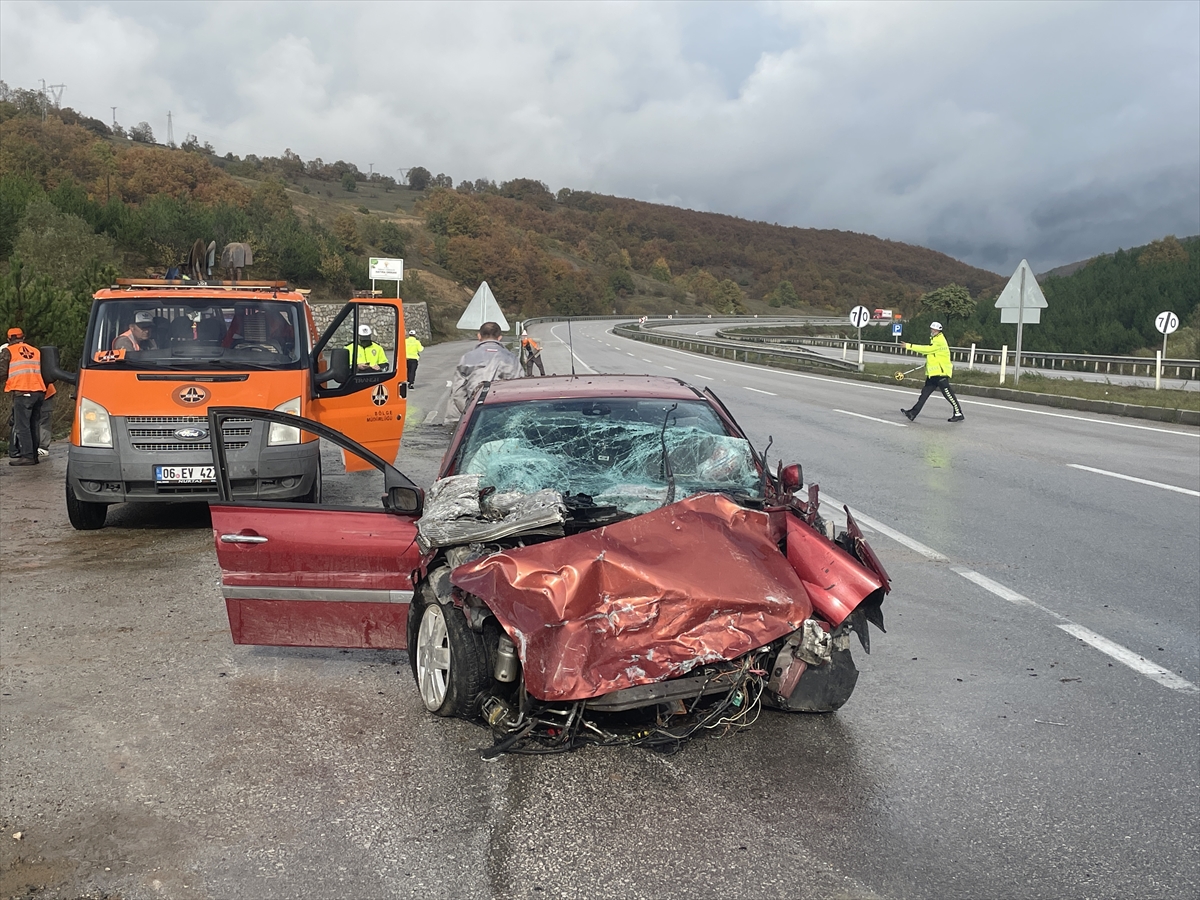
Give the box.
[84,299,303,369]
[454,398,763,514]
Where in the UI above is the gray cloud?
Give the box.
[1,0,1195,274]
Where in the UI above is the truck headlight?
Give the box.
[79,398,112,448]
[268,397,301,445]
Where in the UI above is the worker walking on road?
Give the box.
[520,329,545,377]
[900,321,964,423]
[2,327,47,466]
[405,330,424,387]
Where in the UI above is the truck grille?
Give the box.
[127,415,253,452]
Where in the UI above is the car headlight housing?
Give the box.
[268,397,302,445]
[79,397,112,448]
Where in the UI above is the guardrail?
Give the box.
[713,328,1199,380]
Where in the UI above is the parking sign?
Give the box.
[892,322,903,336]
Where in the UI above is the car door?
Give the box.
[208,407,424,649]
[308,298,408,471]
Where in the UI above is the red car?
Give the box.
[209,375,889,756]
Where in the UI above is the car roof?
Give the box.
[479,374,705,404]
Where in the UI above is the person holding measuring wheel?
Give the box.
[899,322,964,423]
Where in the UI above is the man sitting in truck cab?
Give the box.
[347,324,388,371]
[113,311,158,352]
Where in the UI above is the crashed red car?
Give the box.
[208,375,889,756]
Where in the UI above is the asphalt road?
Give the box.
[1,325,1196,899]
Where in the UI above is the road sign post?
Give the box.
[892,322,903,343]
[994,260,1048,386]
[368,257,404,298]
[1154,311,1179,391]
[849,305,870,372]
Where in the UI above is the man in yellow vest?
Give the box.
[347,324,388,371]
[1,327,47,466]
[900,321,964,423]
[405,330,424,387]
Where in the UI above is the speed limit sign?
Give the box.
[1155,311,1179,335]
[849,305,871,329]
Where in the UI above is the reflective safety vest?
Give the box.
[405,336,424,360]
[346,341,388,368]
[4,343,46,392]
[907,332,953,378]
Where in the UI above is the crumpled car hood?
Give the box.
[450,493,816,702]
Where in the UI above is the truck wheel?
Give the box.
[298,459,322,504]
[410,598,489,719]
[65,476,107,530]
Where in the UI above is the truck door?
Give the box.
[309,299,408,470]
[209,407,424,649]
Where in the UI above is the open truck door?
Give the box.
[310,298,408,471]
[208,407,424,648]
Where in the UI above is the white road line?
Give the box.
[819,492,948,562]
[1057,624,1199,694]
[745,387,777,396]
[834,409,906,427]
[641,358,654,363]
[1067,464,1200,497]
[643,344,1197,437]
[627,353,636,357]
[549,324,595,373]
[662,365,676,370]
[691,373,713,380]
[954,568,1052,614]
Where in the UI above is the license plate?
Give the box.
[155,465,216,484]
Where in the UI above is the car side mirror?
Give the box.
[314,346,351,385]
[780,463,802,492]
[387,485,424,515]
[39,345,78,386]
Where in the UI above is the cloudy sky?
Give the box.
[2,0,1197,274]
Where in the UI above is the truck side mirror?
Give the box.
[39,346,78,386]
[314,346,351,385]
[780,464,802,492]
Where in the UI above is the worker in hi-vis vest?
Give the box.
[900,321,964,423]
[405,330,424,386]
[2,326,47,466]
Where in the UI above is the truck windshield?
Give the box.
[454,398,763,515]
[84,299,303,369]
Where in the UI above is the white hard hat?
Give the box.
[358,324,373,337]
[929,321,943,332]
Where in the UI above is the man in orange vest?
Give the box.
[520,329,546,377]
[1,327,46,466]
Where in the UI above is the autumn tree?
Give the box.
[1138,235,1189,267]
[332,213,362,252]
[649,257,672,282]
[407,166,431,191]
[129,121,154,143]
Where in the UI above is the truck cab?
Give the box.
[58,280,409,529]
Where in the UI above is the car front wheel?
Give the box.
[65,475,107,530]
[411,599,488,718]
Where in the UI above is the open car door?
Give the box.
[309,298,408,471]
[207,407,424,649]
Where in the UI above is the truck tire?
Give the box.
[65,475,107,530]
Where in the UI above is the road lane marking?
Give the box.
[549,324,595,373]
[662,365,676,370]
[642,344,1197,437]
[1057,624,1199,694]
[745,387,777,396]
[812,495,1196,695]
[819,492,948,562]
[834,409,906,427]
[691,373,713,380]
[641,358,654,363]
[1067,464,1200,497]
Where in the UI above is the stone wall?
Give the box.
[311,301,430,344]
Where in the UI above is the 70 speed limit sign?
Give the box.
[849,305,871,329]
[1155,311,1179,335]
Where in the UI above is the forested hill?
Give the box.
[930,235,1200,358]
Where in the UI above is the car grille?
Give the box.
[127,415,253,452]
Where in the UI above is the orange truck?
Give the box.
[46,279,409,530]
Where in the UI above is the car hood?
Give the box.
[450,493,819,702]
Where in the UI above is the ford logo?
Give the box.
[174,427,208,441]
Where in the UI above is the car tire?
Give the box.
[410,596,489,718]
[65,475,107,530]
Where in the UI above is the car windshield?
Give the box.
[85,299,303,369]
[455,398,763,514]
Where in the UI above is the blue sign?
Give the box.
[892,322,903,336]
